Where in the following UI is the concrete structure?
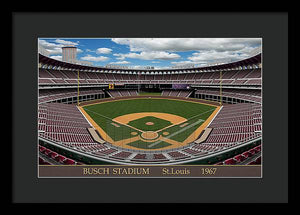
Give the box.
[62,46,77,63]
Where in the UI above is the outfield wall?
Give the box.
[79,95,221,107]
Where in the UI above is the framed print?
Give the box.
[12,12,290,204]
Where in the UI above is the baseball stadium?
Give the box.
[38,39,262,166]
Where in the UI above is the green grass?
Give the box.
[83,110,138,141]
[127,140,172,149]
[161,109,215,142]
[84,98,214,119]
[128,116,172,131]
[83,98,216,148]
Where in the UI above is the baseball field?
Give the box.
[79,98,221,151]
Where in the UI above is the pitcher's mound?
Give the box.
[145,122,154,125]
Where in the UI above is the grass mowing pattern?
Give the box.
[82,109,139,141]
[83,98,216,146]
[162,109,215,142]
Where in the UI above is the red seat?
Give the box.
[254,145,261,152]
[255,156,261,164]
[50,152,58,159]
[39,157,45,164]
[234,154,246,162]
[214,162,224,165]
[39,146,46,152]
[249,148,257,155]
[43,149,52,156]
[248,161,257,165]
[224,158,236,165]
[63,158,75,165]
[55,155,66,163]
[242,151,252,158]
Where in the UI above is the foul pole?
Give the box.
[138,72,140,94]
[220,70,222,106]
[77,70,80,106]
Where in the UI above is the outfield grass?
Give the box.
[84,98,214,118]
[83,98,216,149]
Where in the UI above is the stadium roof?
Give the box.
[39,52,261,72]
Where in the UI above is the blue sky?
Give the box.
[38,38,262,69]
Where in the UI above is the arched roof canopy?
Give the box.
[39,53,261,73]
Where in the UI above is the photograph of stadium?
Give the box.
[38,38,262,177]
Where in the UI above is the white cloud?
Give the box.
[96,48,112,54]
[80,54,109,62]
[38,39,82,55]
[54,39,79,46]
[170,51,252,68]
[109,61,131,65]
[111,38,261,66]
[113,51,180,61]
[38,39,62,55]
[111,38,261,53]
[187,49,252,63]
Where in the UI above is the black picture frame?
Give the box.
[10,10,294,206]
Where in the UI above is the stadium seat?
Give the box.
[248,148,257,155]
[248,161,257,165]
[63,158,76,165]
[39,146,46,153]
[254,145,261,152]
[255,156,261,164]
[43,149,52,156]
[55,155,66,163]
[242,151,252,158]
[234,154,246,163]
[49,152,58,159]
[224,158,237,165]
[39,157,45,164]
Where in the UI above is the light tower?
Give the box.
[62,45,77,63]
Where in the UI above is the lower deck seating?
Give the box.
[107,89,138,98]
[194,88,261,104]
[39,144,77,165]
[39,88,105,104]
[214,144,262,165]
[161,90,192,98]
